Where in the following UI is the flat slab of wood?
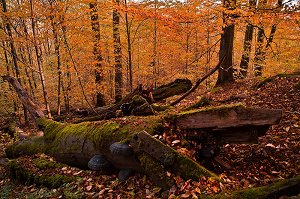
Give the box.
[171,104,282,130]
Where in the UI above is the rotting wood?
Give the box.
[2,76,45,119]
[3,75,284,190]
[169,104,282,130]
[5,117,218,190]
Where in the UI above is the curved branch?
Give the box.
[170,56,225,106]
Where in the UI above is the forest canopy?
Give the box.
[0,0,299,116]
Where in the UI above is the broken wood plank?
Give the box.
[169,104,282,130]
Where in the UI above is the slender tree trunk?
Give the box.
[29,0,52,118]
[216,0,236,85]
[1,0,28,121]
[59,13,71,114]
[239,0,256,78]
[49,0,62,115]
[113,0,123,102]
[239,23,254,77]
[19,46,34,98]
[89,1,106,107]
[253,27,265,76]
[153,0,158,88]
[1,41,17,112]
[105,41,114,98]
[206,27,211,88]
[125,0,133,92]
[23,24,37,98]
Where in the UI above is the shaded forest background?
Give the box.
[0,0,299,119]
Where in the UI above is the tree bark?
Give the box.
[49,0,62,116]
[89,1,106,107]
[124,0,133,92]
[2,76,45,119]
[29,0,52,119]
[239,0,256,78]
[216,0,235,85]
[113,0,123,103]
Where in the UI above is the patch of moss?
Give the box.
[36,117,65,142]
[33,158,64,169]
[151,104,171,112]
[5,137,46,158]
[210,87,222,94]
[138,153,174,190]
[254,73,300,89]
[168,103,246,122]
[210,175,300,199]
[132,95,148,106]
[183,95,211,111]
[8,158,75,189]
[90,122,121,148]
[34,174,73,188]
[176,154,219,181]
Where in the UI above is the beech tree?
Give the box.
[113,0,123,102]
[90,1,106,107]
[216,0,236,85]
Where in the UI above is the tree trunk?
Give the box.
[49,0,62,116]
[125,0,133,92]
[153,0,158,87]
[29,0,52,119]
[89,1,106,107]
[216,0,235,85]
[1,0,29,122]
[239,0,256,78]
[1,76,45,119]
[113,0,123,103]
[253,27,265,77]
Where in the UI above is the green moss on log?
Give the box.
[183,95,211,111]
[8,157,75,188]
[138,153,175,190]
[152,79,192,101]
[254,73,300,89]
[210,176,300,199]
[169,103,246,122]
[176,154,219,181]
[5,137,46,158]
[33,158,65,169]
[27,116,165,156]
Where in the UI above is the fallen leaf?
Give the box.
[86,185,92,191]
[172,140,180,144]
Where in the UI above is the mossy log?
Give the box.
[168,104,282,144]
[8,156,75,188]
[211,175,300,199]
[254,72,300,89]
[74,79,191,122]
[5,116,217,189]
[152,79,192,102]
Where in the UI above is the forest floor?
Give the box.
[0,75,299,198]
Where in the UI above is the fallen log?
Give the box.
[2,75,283,189]
[73,78,191,122]
[213,175,300,199]
[5,116,218,189]
[152,79,192,102]
[168,104,282,144]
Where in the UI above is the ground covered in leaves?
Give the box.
[0,75,299,198]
